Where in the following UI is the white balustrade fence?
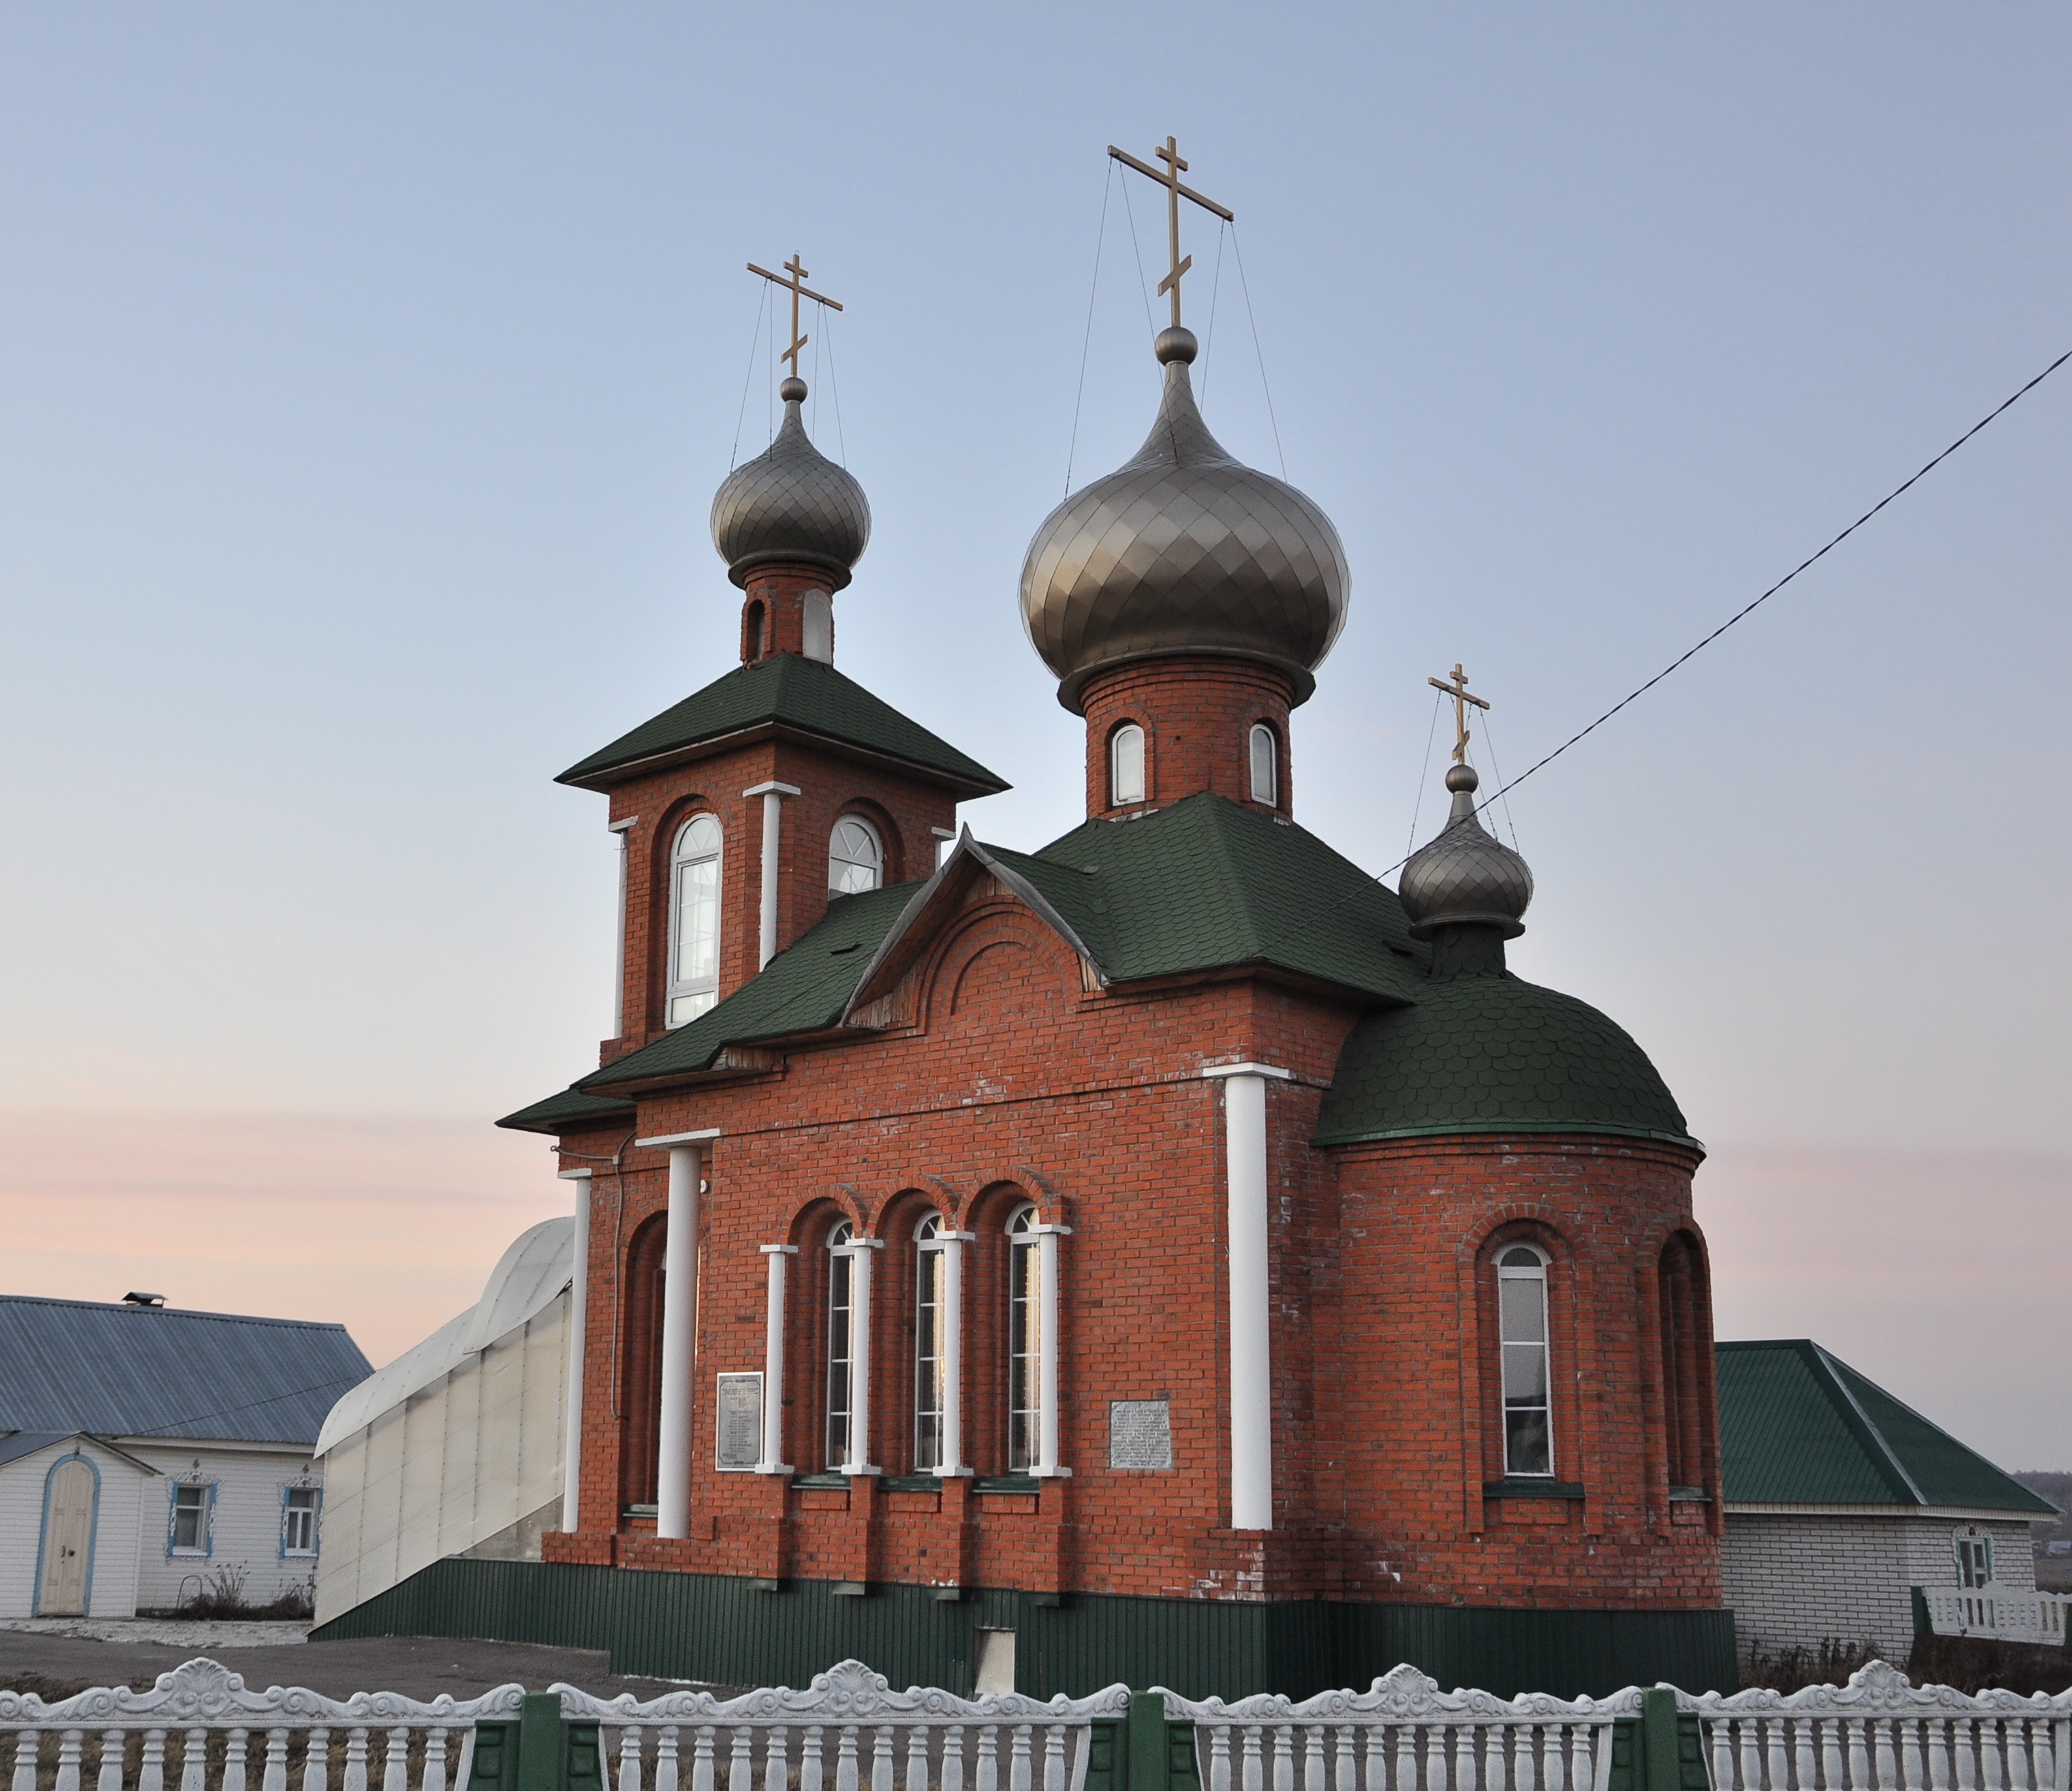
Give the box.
[555,1661,1130,1791]
[1920,1591,2072,1649]
[0,1660,519,1791]
[1160,1666,1642,1791]
[1682,1662,2071,1791]
[8,1655,2072,1791]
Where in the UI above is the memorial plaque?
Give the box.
[1108,1398,1173,1471]
[715,1372,763,1471]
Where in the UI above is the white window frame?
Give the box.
[914,1215,947,1472]
[1110,723,1146,807]
[1005,1203,1069,1477]
[826,1221,856,1470]
[828,815,884,897]
[280,1484,321,1558]
[665,813,723,1027]
[802,588,834,662]
[167,1480,214,1557]
[1496,1243,1554,1478]
[1954,1530,1994,1589]
[1248,723,1278,805]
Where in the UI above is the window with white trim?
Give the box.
[1007,1204,1041,1472]
[666,814,723,1027]
[1110,723,1146,807]
[169,1482,212,1555]
[1955,1531,1994,1589]
[802,588,834,663]
[829,816,883,896]
[826,1221,855,1469]
[914,1213,946,1472]
[281,1486,319,1556]
[1248,723,1278,805]
[1497,1245,1553,1477]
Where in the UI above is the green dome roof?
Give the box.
[1313,969,1699,1151]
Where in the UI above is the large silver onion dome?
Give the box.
[711,377,870,590]
[1399,764,1535,940]
[1020,327,1349,713]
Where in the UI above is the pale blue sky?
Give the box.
[1,5,2066,1463]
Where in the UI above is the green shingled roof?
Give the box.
[556,654,1009,794]
[1313,966,1697,1149]
[1716,1340,2056,1514]
[578,880,917,1089]
[1018,793,1429,1002]
[496,1084,636,1136]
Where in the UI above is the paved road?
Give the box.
[0,1630,707,1701]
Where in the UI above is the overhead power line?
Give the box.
[1260,343,2072,956]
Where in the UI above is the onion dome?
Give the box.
[1020,326,1349,713]
[1398,764,1534,941]
[711,376,870,591]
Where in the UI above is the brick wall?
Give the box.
[1078,659,1294,819]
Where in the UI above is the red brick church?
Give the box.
[471,244,1731,1696]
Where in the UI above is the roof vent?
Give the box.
[122,1291,166,1307]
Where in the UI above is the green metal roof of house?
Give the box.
[1716,1340,2056,1515]
[556,654,1008,795]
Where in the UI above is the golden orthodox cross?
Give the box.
[1427,662,1491,765]
[1108,136,1234,330]
[746,253,843,379]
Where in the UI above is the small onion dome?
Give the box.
[1019,325,1349,714]
[1398,763,1534,941]
[710,376,870,590]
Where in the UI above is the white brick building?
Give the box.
[1718,1340,2058,1660]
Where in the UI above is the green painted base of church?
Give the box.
[313,1559,1739,1699]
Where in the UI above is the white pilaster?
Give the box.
[831,1233,884,1475]
[742,781,802,971]
[556,1168,593,1531]
[1204,1061,1291,1531]
[927,1230,976,1476]
[1026,1223,1073,1478]
[639,1127,721,1539]
[608,818,636,1037]
[757,1245,796,1473]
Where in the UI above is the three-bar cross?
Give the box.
[1427,662,1491,766]
[1108,136,1234,330]
[746,253,843,379]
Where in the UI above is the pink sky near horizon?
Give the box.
[2,1109,2062,1473]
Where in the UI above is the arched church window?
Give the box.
[1658,1234,1705,1492]
[665,815,723,1027]
[1110,723,1146,807]
[914,1213,945,1471]
[1007,1204,1041,1472]
[1497,1244,1552,1477]
[826,1221,855,1471]
[829,816,883,896]
[802,588,834,663]
[745,600,766,662]
[1248,723,1278,805]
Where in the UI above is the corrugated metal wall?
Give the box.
[313,1559,1738,1698]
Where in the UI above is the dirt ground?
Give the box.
[0,1630,707,1702]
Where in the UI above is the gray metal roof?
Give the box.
[0,1296,372,1448]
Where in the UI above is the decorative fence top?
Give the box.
[1157,1662,1647,1726]
[1676,1658,2072,1721]
[0,1656,526,1729]
[554,1657,1134,1726]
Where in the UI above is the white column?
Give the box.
[639,1127,720,1539]
[608,818,636,1036]
[742,781,801,971]
[832,1235,884,1475]
[1204,1062,1291,1531]
[757,1245,796,1473]
[1026,1223,1073,1477]
[557,1168,593,1531]
[931,1231,975,1476]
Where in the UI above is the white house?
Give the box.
[0,1295,371,1619]
[1717,1339,2065,1660]
[312,1217,572,1627]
